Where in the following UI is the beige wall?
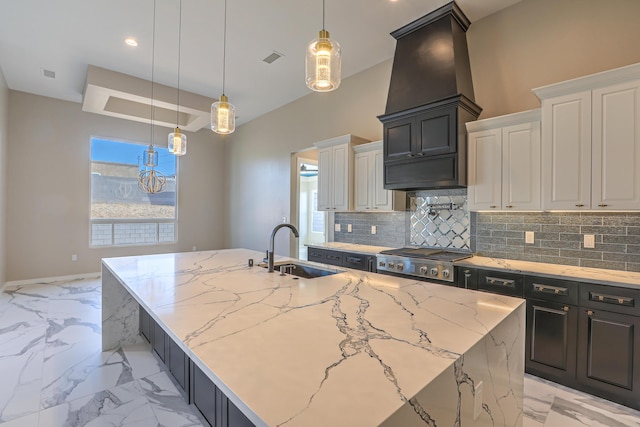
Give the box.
[0,69,7,283]
[226,0,640,255]
[6,91,226,281]
[468,0,640,119]
[225,60,392,255]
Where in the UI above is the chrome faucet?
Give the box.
[267,223,299,273]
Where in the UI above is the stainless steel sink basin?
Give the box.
[262,262,343,279]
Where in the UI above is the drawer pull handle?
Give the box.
[486,276,515,288]
[506,205,513,208]
[490,205,497,209]
[533,284,568,296]
[346,257,362,264]
[575,204,584,207]
[598,204,608,207]
[589,292,634,307]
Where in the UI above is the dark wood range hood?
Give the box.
[378,1,481,191]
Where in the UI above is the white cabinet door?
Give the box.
[331,143,350,211]
[502,122,541,210]
[354,151,372,211]
[372,150,392,210]
[468,128,502,210]
[592,80,640,210]
[541,91,592,210]
[317,146,333,211]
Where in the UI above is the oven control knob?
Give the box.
[379,261,386,268]
[419,266,428,274]
[430,268,438,277]
[388,262,395,268]
[396,264,404,271]
[442,269,450,279]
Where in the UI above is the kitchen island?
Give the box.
[102,248,525,427]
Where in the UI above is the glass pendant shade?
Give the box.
[168,127,187,156]
[306,29,341,92]
[211,94,236,134]
[143,144,159,167]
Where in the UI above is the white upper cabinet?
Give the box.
[315,134,369,211]
[534,63,640,210]
[353,141,405,212]
[467,110,541,211]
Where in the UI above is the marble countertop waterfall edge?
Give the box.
[101,248,525,427]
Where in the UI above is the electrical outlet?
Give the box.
[584,234,595,249]
[525,231,535,244]
[335,223,341,232]
[347,224,352,233]
[474,381,483,420]
[71,254,77,261]
[371,225,377,235]
[282,216,288,223]
[192,246,197,251]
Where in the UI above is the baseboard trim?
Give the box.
[3,272,102,290]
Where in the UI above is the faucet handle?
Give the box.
[263,250,269,263]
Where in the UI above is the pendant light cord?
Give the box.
[322,0,325,30]
[150,0,156,146]
[222,0,227,96]
[176,0,182,125]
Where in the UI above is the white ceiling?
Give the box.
[0,0,522,128]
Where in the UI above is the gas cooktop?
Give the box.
[376,247,472,282]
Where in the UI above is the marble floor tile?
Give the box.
[37,381,157,427]
[0,412,40,427]
[121,343,164,380]
[523,374,558,424]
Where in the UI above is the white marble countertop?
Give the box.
[103,249,524,427]
[305,242,395,255]
[456,256,640,289]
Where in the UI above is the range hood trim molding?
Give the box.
[377,93,481,123]
[390,2,470,40]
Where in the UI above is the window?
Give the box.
[90,137,177,246]
[311,190,324,233]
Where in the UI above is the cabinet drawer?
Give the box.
[579,283,640,316]
[342,253,374,272]
[525,276,579,305]
[306,248,344,266]
[477,270,524,298]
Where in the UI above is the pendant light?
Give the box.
[139,0,167,194]
[211,0,235,134]
[305,0,341,92]
[169,0,187,156]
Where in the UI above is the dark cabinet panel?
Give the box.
[193,363,217,426]
[152,319,167,362]
[579,283,639,317]
[456,266,478,290]
[477,270,524,298]
[577,308,640,409]
[168,339,189,393]
[139,307,151,343]
[525,276,579,306]
[526,299,577,384]
[385,117,414,160]
[307,248,375,272]
[306,248,343,267]
[418,108,456,156]
[192,363,255,427]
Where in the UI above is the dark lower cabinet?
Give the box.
[307,247,343,266]
[139,307,151,343]
[152,320,167,363]
[168,339,189,392]
[192,363,254,427]
[477,269,523,298]
[456,266,478,289]
[526,299,577,385]
[307,247,376,272]
[577,308,640,409]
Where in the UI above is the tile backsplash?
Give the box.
[472,212,640,272]
[331,190,640,273]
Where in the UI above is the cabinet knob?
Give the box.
[506,205,513,208]
[587,310,594,316]
[417,152,424,156]
[563,306,569,312]
[575,204,584,207]
[598,204,608,207]
[490,205,497,209]
[407,154,415,158]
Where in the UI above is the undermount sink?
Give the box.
[263,262,343,279]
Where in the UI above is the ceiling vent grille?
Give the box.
[262,51,284,64]
[42,68,56,79]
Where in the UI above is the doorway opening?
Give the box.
[291,152,326,259]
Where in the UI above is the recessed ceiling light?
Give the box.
[125,37,138,47]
